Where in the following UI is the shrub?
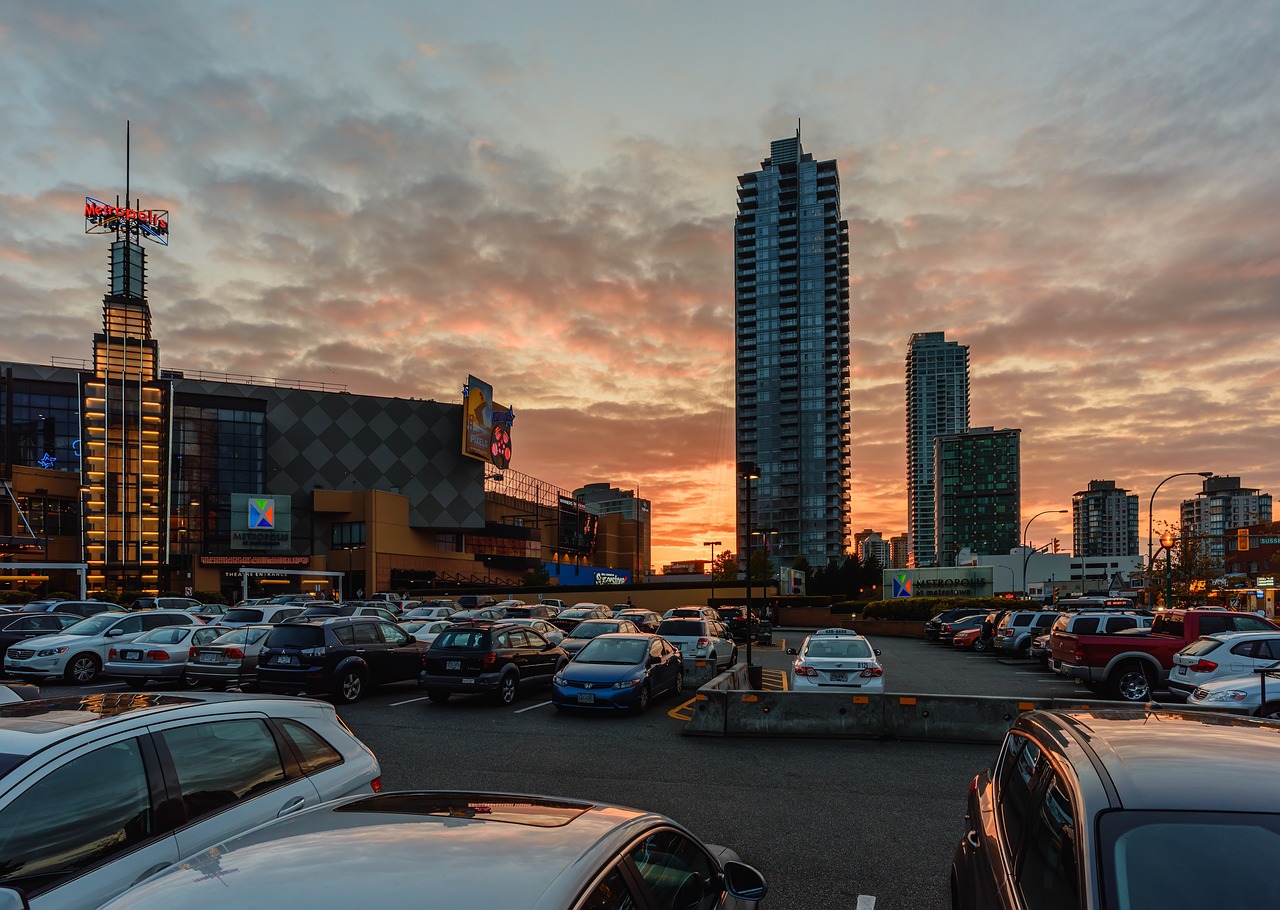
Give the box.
[860,597,1037,622]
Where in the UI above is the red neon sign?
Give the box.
[84,196,170,245]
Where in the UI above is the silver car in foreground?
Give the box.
[0,692,381,910]
[95,791,767,910]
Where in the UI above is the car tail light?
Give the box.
[224,647,244,660]
[795,665,819,677]
[189,647,198,660]
[146,650,170,661]
[1074,648,1085,663]
[860,666,884,678]
[108,648,118,659]
[370,776,383,793]
[697,637,710,649]
[1190,659,1218,673]
[941,623,953,633]
[969,774,980,797]
[421,652,430,668]
[481,652,497,669]
[1002,629,1013,637]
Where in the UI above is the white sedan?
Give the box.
[399,619,453,647]
[1187,660,1280,719]
[787,628,884,692]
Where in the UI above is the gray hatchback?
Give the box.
[95,791,768,910]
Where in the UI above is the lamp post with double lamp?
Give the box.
[702,540,722,605]
[1022,510,1067,596]
[1147,471,1213,594]
[737,461,761,688]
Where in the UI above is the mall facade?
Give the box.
[1,228,648,600]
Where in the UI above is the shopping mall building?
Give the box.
[1,213,648,600]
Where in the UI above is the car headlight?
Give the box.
[552,673,565,686]
[613,676,644,689]
[1205,689,1249,702]
[37,646,68,657]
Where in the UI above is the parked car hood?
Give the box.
[560,660,643,683]
[7,631,99,651]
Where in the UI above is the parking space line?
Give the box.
[83,682,126,689]
[857,896,876,909]
[668,697,697,720]
[389,695,434,706]
[514,700,551,714]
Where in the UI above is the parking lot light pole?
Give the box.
[703,540,722,605]
[738,462,761,688]
[1147,471,1212,587]
[1160,531,1176,608]
[1021,510,1067,596]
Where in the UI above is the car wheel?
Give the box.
[634,684,650,715]
[427,688,451,704]
[180,673,202,689]
[972,638,988,653]
[333,668,366,704]
[65,653,101,684]
[673,669,684,696]
[1110,662,1153,702]
[1257,701,1280,720]
[727,648,738,668]
[494,672,519,706]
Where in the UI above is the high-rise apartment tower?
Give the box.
[735,133,851,568]
[905,332,970,567]
[1073,480,1139,557]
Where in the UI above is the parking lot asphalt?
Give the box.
[26,632,1154,909]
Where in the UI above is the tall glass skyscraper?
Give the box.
[906,332,970,567]
[734,134,851,568]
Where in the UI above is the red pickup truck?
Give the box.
[1051,608,1278,702]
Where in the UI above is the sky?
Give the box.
[2,1,1277,571]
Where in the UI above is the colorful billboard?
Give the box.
[462,376,515,468]
[230,493,292,551]
[85,196,170,245]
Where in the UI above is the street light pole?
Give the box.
[1022,509,1067,596]
[1147,471,1213,575]
[703,540,721,605]
[738,462,760,688]
[1160,531,1176,608]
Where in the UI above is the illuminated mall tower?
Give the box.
[734,132,851,567]
[80,147,172,593]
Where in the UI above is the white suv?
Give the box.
[4,611,201,684]
[1168,631,1280,701]
[654,617,737,671]
[0,691,380,910]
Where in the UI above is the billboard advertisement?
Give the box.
[230,493,292,551]
[557,495,599,555]
[883,567,994,598]
[462,376,515,468]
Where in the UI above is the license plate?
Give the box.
[462,678,476,685]
[199,651,222,663]
[829,671,848,682]
[271,655,298,667]
[124,651,142,661]
[446,660,461,670]
[1177,666,1187,675]
[577,693,595,704]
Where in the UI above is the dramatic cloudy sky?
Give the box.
[2,1,1277,569]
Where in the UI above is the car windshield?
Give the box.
[60,614,121,636]
[804,638,873,659]
[561,610,593,619]
[136,627,194,645]
[570,621,616,639]
[1101,810,1280,907]
[575,638,647,665]
[211,627,254,645]
[224,609,264,623]
[433,629,487,650]
[266,625,324,649]
[657,620,703,637]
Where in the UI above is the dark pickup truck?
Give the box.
[1050,607,1278,702]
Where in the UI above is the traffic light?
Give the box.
[1051,537,1060,553]
[1238,529,1250,551]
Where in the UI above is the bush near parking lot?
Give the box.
[860,597,1036,622]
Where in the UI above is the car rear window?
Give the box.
[657,620,703,637]
[266,625,324,649]
[224,609,264,623]
[433,629,489,650]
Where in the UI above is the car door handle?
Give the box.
[966,830,980,849]
[133,862,173,885]
[278,796,307,817]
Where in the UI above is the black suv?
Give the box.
[256,617,424,703]
[715,606,773,644]
[923,607,988,640]
[419,620,568,706]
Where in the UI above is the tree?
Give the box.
[521,566,551,587]
[712,551,738,582]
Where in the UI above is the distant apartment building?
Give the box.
[734,133,851,570]
[906,332,970,567]
[1073,480,1139,557]
[857,530,891,568]
[889,534,908,569]
[1181,475,1273,565]
[934,427,1020,567]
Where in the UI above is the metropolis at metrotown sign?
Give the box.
[883,567,995,598]
[230,493,293,551]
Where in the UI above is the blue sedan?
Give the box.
[551,633,683,714]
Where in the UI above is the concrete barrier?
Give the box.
[682,658,726,689]
[725,689,883,738]
[683,666,748,736]
[882,693,1054,743]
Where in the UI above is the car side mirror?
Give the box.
[0,887,32,910]
[786,647,798,655]
[107,628,126,637]
[874,648,882,656]
[722,861,768,902]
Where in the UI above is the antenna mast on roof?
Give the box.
[797,118,801,141]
